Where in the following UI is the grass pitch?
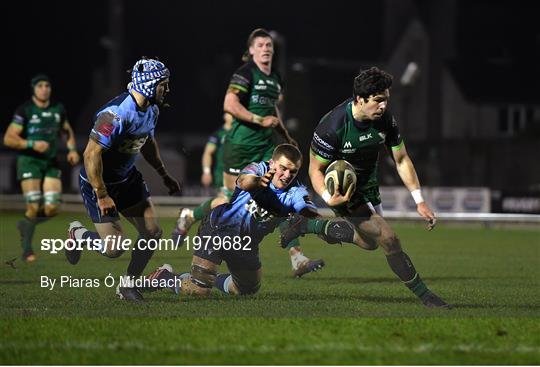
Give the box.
[1,210,539,364]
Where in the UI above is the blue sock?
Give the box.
[80,230,107,255]
[215,273,232,294]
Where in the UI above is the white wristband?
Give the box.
[321,190,331,203]
[411,189,424,204]
[203,167,211,174]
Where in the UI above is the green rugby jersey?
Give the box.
[227,60,282,146]
[11,100,66,160]
[310,98,403,189]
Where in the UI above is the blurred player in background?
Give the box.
[3,74,80,262]
[201,113,233,193]
[65,57,181,301]
[284,66,450,308]
[176,113,233,229]
[174,28,324,277]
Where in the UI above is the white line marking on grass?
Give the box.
[1,342,539,355]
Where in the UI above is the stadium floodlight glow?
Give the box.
[400,61,420,86]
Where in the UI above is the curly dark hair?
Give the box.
[353,67,393,100]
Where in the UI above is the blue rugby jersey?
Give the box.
[80,92,159,183]
[210,161,316,243]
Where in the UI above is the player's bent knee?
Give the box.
[323,219,356,244]
[232,278,261,295]
[379,234,401,252]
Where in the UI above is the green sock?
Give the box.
[193,198,213,221]
[404,273,429,298]
[19,217,36,252]
[307,218,328,235]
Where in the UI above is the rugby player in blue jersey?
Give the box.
[65,57,181,301]
[145,144,347,296]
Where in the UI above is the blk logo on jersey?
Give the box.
[359,133,373,142]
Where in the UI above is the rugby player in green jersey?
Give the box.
[4,74,80,262]
[174,28,324,277]
[283,67,450,308]
[200,113,232,196]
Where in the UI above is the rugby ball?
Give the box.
[324,160,356,196]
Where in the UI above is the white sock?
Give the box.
[290,252,309,270]
[73,227,87,240]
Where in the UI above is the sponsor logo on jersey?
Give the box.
[55,113,61,123]
[359,133,373,142]
[311,146,332,160]
[245,199,274,222]
[42,112,52,117]
[29,114,40,124]
[258,80,265,85]
[340,141,356,153]
[95,121,115,137]
[117,136,149,154]
[22,172,33,178]
[251,95,275,106]
[313,132,335,150]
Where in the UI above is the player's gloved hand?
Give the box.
[201,172,212,187]
[163,174,181,195]
[32,140,50,153]
[325,182,354,208]
[416,202,437,231]
[261,116,279,128]
[259,169,275,188]
[98,195,117,217]
[67,151,80,166]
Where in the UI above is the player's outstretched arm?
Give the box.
[140,137,181,195]
[392,143,436,230]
